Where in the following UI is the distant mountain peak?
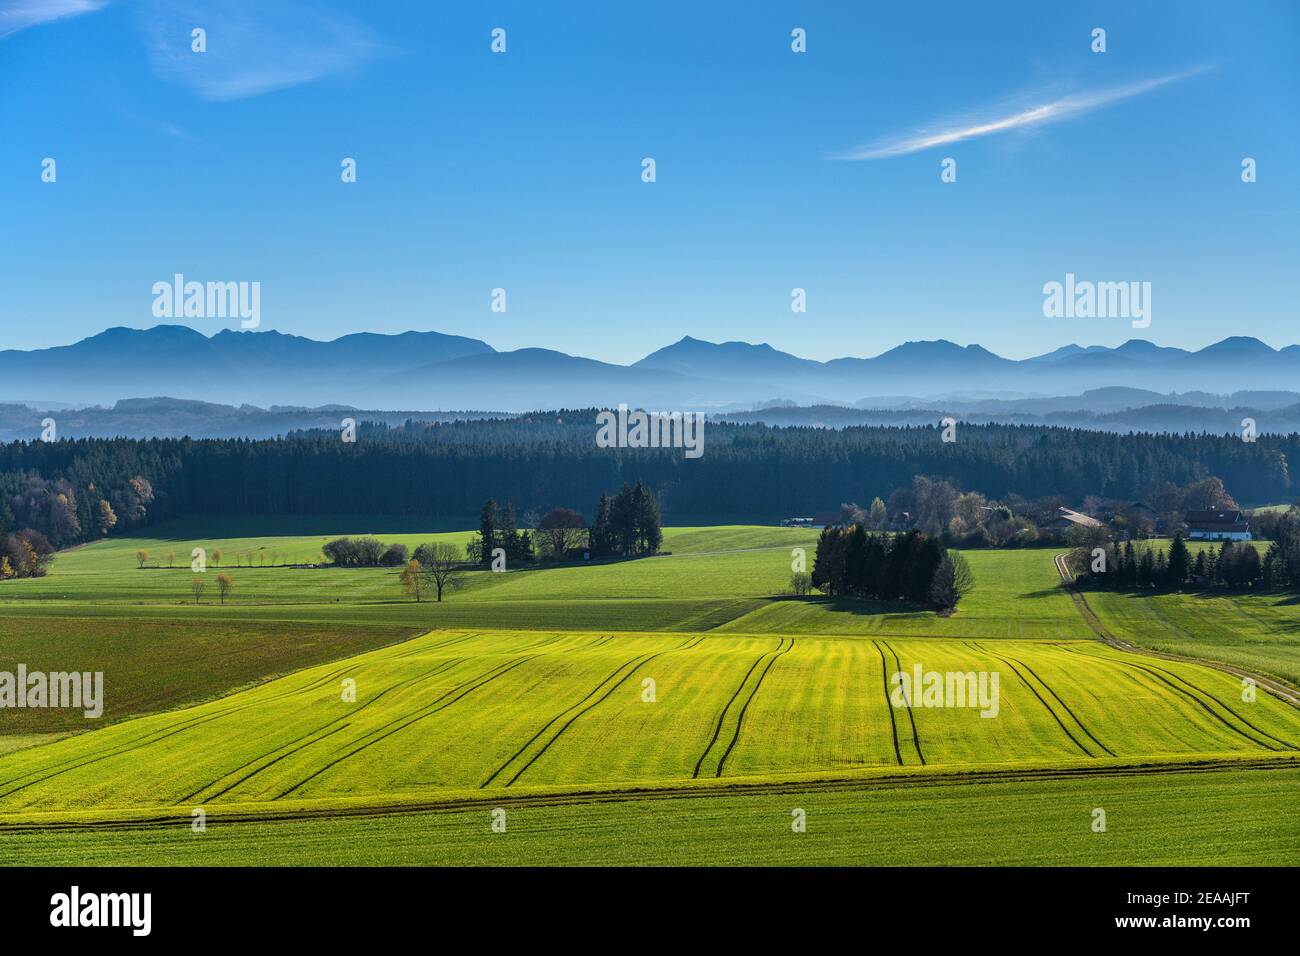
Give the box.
[1199,335,1274,355]
[4,325,1300,412]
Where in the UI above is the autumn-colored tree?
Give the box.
[18,537,39,576]
[136,549,149,569]
[98,499,118,535]
[211,548,223,566]
[216,572,234,604]
[399,559,424,601]
[0,556,12,579]
[190,577,207,604]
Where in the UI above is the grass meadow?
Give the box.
[5,766,1294,866]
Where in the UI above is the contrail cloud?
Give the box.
[832,66,1212,160]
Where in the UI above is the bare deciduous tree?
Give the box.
[536,507,588,560]
[416,543,464,602]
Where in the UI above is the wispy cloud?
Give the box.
[832,66,1212,160]
[0,0,108,38]
[139,0,380,101]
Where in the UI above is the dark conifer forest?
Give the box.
[1,417,1295,549]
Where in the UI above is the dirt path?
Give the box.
[1052,552,1300,709]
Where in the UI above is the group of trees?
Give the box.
[465,483,664,565]
[841,475,1250,550]
[1078,514,1300,593]
[810,526,973,611]
[466,500,534,565]
[842,477,1041,547]
[1260,514,1300,590]
[0,528,55,579]
[4,423,1294,544]
[322,537,409,567]
[589,482,662,558]
[0,463,153,551]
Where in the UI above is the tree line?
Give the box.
[1,422,1295,552]
[1075,509,1300,593]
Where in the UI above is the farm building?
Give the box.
[1186,509,1252,541]
[1044,507,1104,532]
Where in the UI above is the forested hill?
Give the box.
[1,418,1294,547]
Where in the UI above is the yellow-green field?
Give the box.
[2,629,1297,819]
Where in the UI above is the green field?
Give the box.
[4,766,1294,866]
[0,522,1090,639]
[1064,539,1300,686]
[1084,590,1300,687]
[2,522,1298,866]
[0,617,418,734]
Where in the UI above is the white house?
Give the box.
[1186,509,1252,542]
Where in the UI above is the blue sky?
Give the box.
[1,0,1297,363]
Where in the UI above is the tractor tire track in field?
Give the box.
[489,637,704,789]
[1053,551,1300,708]
[13,755,1295,833]
[713,638,795,777]
[513,633,572,653]
[1137,662,1297,751]
[387,632,481,658]
[0,702,270,800]
[973,642,1113,758]
[881,641,926,766]
[274,656,538,800]
[277,633,585,796]
[974,643,1094,758]
[483,654,650,788]
[177,656,470,804]
[874,641,904,766]
[188,724,354,804]
[693,639,784,778]
[1055,642,1288,752]
[1119,661,1285,752]
[0,654,373,794]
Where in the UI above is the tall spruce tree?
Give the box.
[589,494,614,556]
[631,480,663,555]
[1166,532,1190,587]
[478,499,499,565]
